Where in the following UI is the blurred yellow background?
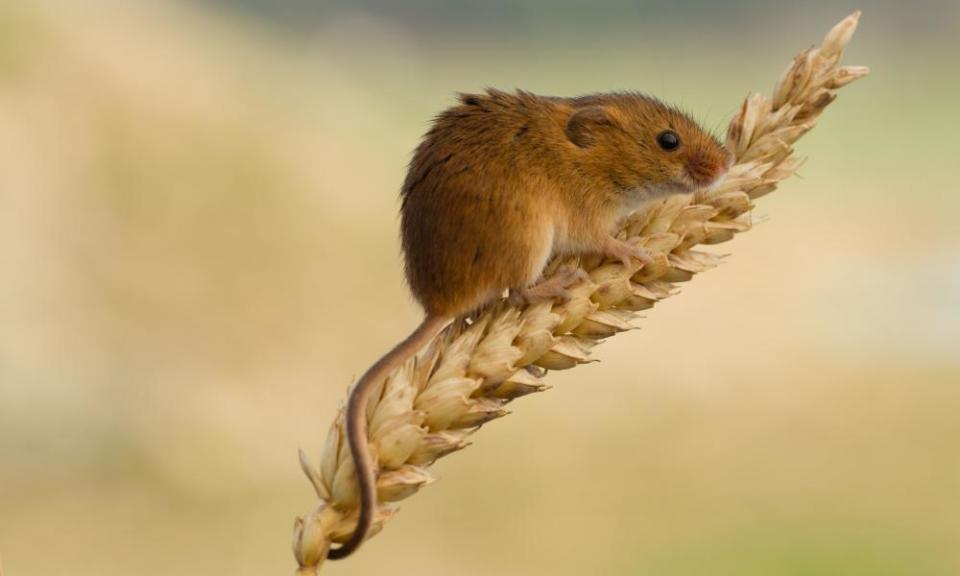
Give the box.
[1,1,958,574]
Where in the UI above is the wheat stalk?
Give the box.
[292,12,869,573]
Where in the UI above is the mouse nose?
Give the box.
[713,151,733,181]
[686,149,729,186]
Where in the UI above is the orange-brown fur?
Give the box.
[331,89,729,560]
[401,89,730,316]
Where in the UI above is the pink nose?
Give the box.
[707,151,734,184]
[687,151,730,186]
[715,157,732,179]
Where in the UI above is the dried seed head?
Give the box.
[377,465,435,502]
[373,412,426,469]
[293,505,343,572]
[300,449,329,500]
[408,430,472,466]
[453,397,510,428]
[829,65,870,89]
[415,376,481,430]
[734,93,767,157]
[534,336,597,370]
[470,309,525,385]
[514,303,563,365]
[573,309,637,339]
[821,10,861,58]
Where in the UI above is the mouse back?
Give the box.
[399,92,560,317]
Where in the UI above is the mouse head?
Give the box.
[564,93,731,196]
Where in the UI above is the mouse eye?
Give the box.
[656,130,680,151]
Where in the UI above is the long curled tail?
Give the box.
[327,314,450,560]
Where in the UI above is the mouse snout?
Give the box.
[685,146,730,187]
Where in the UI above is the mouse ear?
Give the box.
[565,106,616,148]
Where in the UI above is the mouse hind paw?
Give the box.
[601,237,653,269]
[510,266,588,306]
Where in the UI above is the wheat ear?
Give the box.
[293,12,868,573]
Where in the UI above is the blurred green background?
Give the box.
[1,1,958,574]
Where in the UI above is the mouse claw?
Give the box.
[602,237,653,269]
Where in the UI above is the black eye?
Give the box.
[656,130,680,151]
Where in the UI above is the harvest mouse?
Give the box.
[329,89,731,559]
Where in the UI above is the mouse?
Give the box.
[328,89,731,559]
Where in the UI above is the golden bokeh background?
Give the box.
[1,1,958,574]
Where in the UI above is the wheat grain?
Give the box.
[292,12,868,573]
